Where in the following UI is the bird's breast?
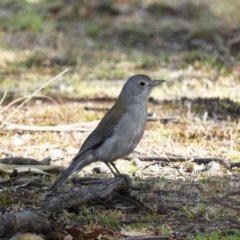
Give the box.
[96,103,148,162]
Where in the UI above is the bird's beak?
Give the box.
[152,79,165,86]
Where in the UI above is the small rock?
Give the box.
[50,149,63,158]
[12,136,24,146]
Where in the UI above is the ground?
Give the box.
[0,0,240,239]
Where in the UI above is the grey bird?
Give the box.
[50,74,164,192]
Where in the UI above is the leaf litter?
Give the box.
[0,82,240,238]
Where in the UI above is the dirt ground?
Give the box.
[0,0,240,239]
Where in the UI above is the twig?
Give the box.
[113,191,153,213]
[0,177,50,188]
[0,95,58,114]
[0,90,7,106]
[3,120,99,132]
[165,153,240,212]
[2,117,179,131]
[84,106,179,122]
[3,123,91,132]
[147,116,179,122]
[124,156,237,169]
[0,68,69,128]
[83,106,109,111]
[0,176,22,185]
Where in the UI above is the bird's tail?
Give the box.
[50,153,94,192]
[50,164,76,192]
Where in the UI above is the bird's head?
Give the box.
[118,74,165,104]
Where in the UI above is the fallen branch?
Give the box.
[0,176,130,238]
[124,156,239,169]
[0,176,23,185]
[0,177,50,188]
[2,115,178,132]
[3,121,99,132]
[0,157,51,165]
[84,106,179,123]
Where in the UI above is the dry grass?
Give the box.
[0,0,240,239]
[0,80,239,238]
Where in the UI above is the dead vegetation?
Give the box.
[0,0,240,239]
[0,87,239,239]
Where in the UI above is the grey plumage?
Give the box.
[50,74,164,192]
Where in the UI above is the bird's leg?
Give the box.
[105,162,120,176]
[110,162,121,174]
[105,162,131,191]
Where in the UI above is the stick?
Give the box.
[0,68,69,128]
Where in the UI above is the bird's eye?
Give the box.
[139,81,145,87]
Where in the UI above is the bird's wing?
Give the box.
[71,106,126,162]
